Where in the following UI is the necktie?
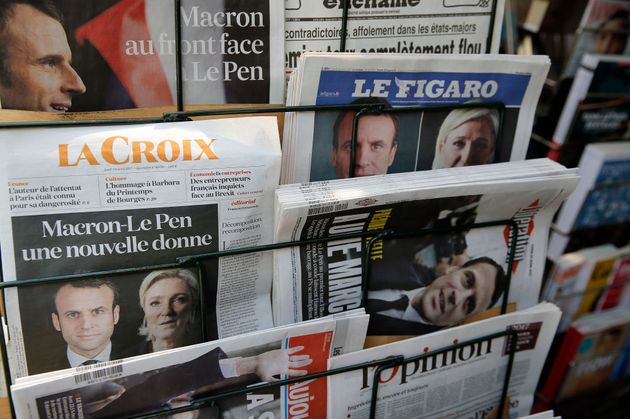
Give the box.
[81,359,100,366]
[367,294,409,312]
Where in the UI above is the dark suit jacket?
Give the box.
[368,254,435,291]
[91,347,248,418]
[41,342,124,374]
[367,252,438,336]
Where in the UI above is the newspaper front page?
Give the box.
[273,160,579,335]
[11,313,369,419]
[327,302,561,419]
[283,53,550,183]
[0,117,281,380]
[285,0,506,72]
[0,0,285,112]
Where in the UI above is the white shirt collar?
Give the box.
[67,341,112,368]
[368,287,432,325]
[401,288,431,324]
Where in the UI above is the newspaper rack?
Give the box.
[0,211,519,418]
[0,103,521,414]
[0,2,512,414]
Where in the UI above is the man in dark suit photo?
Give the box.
[58,344,312,418]
[366,254,506,335]
[50,278,121,369]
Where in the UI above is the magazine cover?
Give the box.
[556,96,630,168]
[562,0,630,79]
[284,0,505,72]
[540,308,630,403]
[554,142,630,233]
[327,302,561,419]
[11,313,369,419]
[0,117,281,380]
[556,313,630,401]
[274,160,579,335]
[283,53,549,183]
[550,53,630,159]
[0,0,285,112]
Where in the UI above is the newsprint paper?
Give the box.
[11,311,369,419]
[327,302,561,419]
[273,159,579,336]
[0,117,281,380]
[284,0,506,72]
[282,53,549,183]
[0,0,285,112]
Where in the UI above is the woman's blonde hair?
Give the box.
[137,268,199,339]
[432,107,499,169]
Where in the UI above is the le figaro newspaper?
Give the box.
[282,53,550,183]
[273,159,579,335]
[285,0,506,72]
[11,312,369,419]
[0,117,281,380]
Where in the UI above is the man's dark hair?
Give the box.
[51,278,120,314]
[603,9,630,28]
[332,97,400,148]
[0,0,63,85]
[462,256,506,308]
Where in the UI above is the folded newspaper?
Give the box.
[281,52,550,183]
[285,0,505,72]
[11,311,369,419]
[273,159,579,336]
[327,302,561,419]
[0,116,281,380]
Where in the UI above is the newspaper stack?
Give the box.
[281,52,550,183]
[285,0,506,73]
[328,302,561,419]
[273,159,579,336]
[11,310,369,419]
[0,117,281,380]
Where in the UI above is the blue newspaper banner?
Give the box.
[315,70,531,106]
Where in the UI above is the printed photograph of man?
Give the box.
[309,98,420,181]
[562,5,630,79]
[331,97,399,178]
[0,0,86,111]
[366,232,506,336]
[54,343,312,418]
[593,9,630,55]
[431,107,499,169]
[50,279,120,369]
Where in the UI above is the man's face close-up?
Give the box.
[412,262,497,326]
[595,18,628,55]
[0,4,86,111]
[439,118,496,168]
[52,285,120,358]
[332,113,397,178]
